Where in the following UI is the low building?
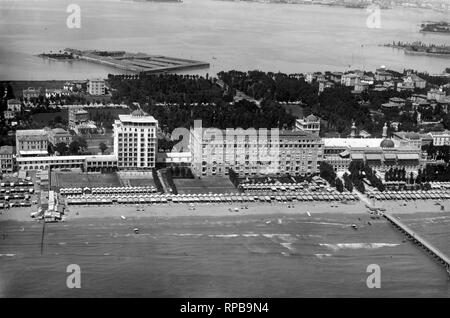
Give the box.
[0,146,15,173]
[427,130,450,146]
[375,68,393,82]
[45,89,72,98]
[341,73,360,87]
[427,89,447,102]
[22,87,42,100]
[404,74,426,89]
[323,138,423,173]
[68,107,89,128]
[16,154,118,172]
[381,102,402,109]
[318,80,334,94]
[3,110,15,120]
[88,78,106,96]
[156,152,192,167]
[7,99,21,112]
[15,129,49,157]
[295,114,320,136]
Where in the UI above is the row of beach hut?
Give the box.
[60,186,158,196]
[367,190,450,201]
[65,192,359,206]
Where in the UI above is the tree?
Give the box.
[69,140,80,155]
[99,142,108,154]
[55,142,68,155]
[78,137,88,152]
[319,162,336,186]
[335,177,344,193]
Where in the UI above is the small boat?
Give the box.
[306,211,311,217]
[133,228,139,234]
[351,224,358,230]
[121,215,126,220]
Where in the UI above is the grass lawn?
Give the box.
[174,176,237,194]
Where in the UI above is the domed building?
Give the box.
[131,109,148,117]
[380,139,395,149]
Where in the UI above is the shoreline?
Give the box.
[1,200,449,223]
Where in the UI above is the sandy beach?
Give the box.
[1,199,449,223]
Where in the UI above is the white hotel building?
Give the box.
[113,110,158,170]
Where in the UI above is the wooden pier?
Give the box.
[383,212,450,273]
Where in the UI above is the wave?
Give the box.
[315,253,332,259]
[301,221,348,227]
[208,234,240,238]
[320,243,400,252]
[0,254,16,257]
[262,234,297,243]
[280,242,295,252]
[168,233,203,237]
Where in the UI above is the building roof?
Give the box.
[131,109,148,117]
[17,155,117,162]
[395,132,420,140]
[350,153,364,160]
[7,99,20,105]
[118,113,158,124]
[366,153,382,160]
[52,128,70,135]
[0,146,14,155]
[323,138,384,149]
[305,114,319,122]
[397,153,419,160]
[380,139,395,148]
[16,129,48,141]
[19,150,49,156]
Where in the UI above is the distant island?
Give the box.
[420,21,450,34]
[384,41,450,58]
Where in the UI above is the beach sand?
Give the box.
[1,199,449,223]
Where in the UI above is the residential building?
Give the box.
[88,78,106,95]
[427,130,450,146]
[318,80,334,94]
[113,109,158,170]
[7,99,21,112]
[374,68,393,81]
[3,110,15,120]
[0,146,14,173]
[427,89,447,102]
[15,129,49,157]
[403,74,427,89]
[68,107,90,128]
[22,87,42,99]
[341,73,360,87]
[295,114,320,136]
